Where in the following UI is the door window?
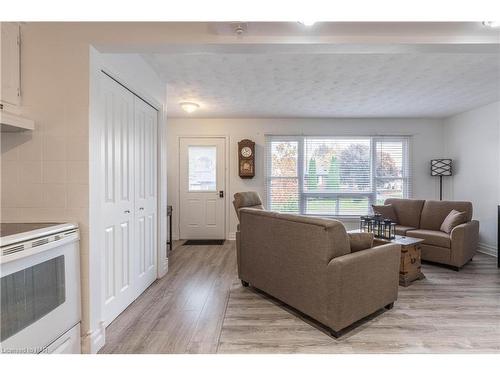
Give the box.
[188,146,217,191]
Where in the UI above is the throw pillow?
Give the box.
[371,204,398,223]
[348,232,374,253]
[440,209,468,234]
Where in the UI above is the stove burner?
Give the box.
[0,223,63,237]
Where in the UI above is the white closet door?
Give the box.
[100,74,136,326]
[134,97,158,296]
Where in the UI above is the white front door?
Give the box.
[179,137,226,239]
[134,97,158,296]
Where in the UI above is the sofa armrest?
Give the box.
[326,243,400,332]
[348,232,374,252]
[450,220,479,267]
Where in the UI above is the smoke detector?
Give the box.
[233,23,247,36]
[483,21,500,28]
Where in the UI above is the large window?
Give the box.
[265,136,411,217]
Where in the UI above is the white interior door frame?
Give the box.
[177,135,230,240]
[88,47,167,354]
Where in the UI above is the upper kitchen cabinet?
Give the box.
[1,22,34,132]
[1,22,21,109]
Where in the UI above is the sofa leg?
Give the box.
[241,280,249,287]
[385,302,394,310]
[452,266,460,272]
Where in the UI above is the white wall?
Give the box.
[167,118,445,239]
[443,101,500,256]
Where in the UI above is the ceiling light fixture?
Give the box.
[482,21,500,28]
[298,20,316,27]
[180,102,200,113]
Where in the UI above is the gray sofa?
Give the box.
[384,198,479,270]
[234,192,400,337]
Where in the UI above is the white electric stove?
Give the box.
[0,222,81,354]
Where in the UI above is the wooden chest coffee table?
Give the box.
[373,235,425,287]
[349,230,425,287]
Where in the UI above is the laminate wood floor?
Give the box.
[99,241,500,354]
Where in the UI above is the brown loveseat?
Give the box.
[234,194,400,337]
[384,199,479,270]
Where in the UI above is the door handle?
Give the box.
[139,207,144,210]
[124,210,130,214]
[219,190,224,198]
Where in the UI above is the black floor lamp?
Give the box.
[431,159,452,201]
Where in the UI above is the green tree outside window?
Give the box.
[326,155,340,190]
[307,158,318,190]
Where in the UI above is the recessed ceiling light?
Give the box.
[298,20,316,27]
[180,102,200,113]
[482,21,500,28]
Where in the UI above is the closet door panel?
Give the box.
[100,74,136,326]
[137,216,146,275]
[134,97,158,296]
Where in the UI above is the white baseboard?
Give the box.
[478,242,498,257]
[173,233,236,241]
[81,321,106,354]
[158,257,168,278]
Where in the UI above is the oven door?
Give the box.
[0,234,80,354]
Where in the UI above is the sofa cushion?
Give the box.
[371,204,398,223]
[394,225,416,236]
[384,199,425,228]
[440,209,468,234]
[419,200,472,231]
[348,232,374,253]
[406,229,451,248]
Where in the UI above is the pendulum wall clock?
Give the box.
[238,139,255,178]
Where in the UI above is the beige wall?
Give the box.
[167,117,445,239]
[1,25,93,341]
[0,23,172,351]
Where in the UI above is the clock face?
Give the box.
[241,146,252,158]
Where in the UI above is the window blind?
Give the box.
[265,135,411,217]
